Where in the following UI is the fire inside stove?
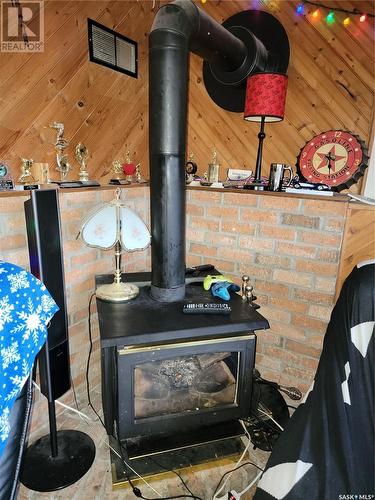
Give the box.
[134,352,238,418]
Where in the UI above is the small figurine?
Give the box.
[245,285,254,303]
[18,158,37,184]
[135,163,146,183]
[186,153,197,184]
[50,122,71,180]
[75,143,90,182]
[122,151,136,183]
[109,160,130,185]
[242,275,250,300]
[208,148,220,183]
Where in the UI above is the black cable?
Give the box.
[85,293,204,500]
[86,292,106,428]
[302,0,375,17]
[148,456,202,500]
[212,461,264,499]
[246,414,276,451]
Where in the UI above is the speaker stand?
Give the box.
[21,391,95,491]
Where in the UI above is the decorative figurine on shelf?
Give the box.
[75,143,90,182]
[208,148,220,183]
[122,151,136,183]
[50,122,71,181]
[109,160,130,185]
[185,153,198,184]
[33,163,50,184]
[242,275,250,300]
[0,162,13,191]
[18,158,37,184]
[135,163,147,183]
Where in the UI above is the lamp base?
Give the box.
[95,281,139,302]
[243,182,265,191]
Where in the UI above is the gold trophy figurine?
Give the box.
[18,158,37,184]
[50,122,71,181]
[135,163,147,183]
[75,143,90,182]
[208,148,220,183]
[110,160,130,185]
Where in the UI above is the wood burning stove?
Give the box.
[97,275,269,462]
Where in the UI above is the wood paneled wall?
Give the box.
[0,0,374,191]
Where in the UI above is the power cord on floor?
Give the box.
[86,292,203,500]
[212,460,264,499]
[32,381,94,423]
[148,456,201,499]
[86,292,106,429]
[212,420,253,500]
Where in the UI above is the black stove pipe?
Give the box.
[149,0,266,302]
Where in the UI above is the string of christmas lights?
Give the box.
[296,0,375,26]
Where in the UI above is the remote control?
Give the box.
[182,303,231,314]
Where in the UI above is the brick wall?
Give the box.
[186,189,347,392]
[0,186,348,436]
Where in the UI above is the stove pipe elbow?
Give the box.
[149,1,266,302]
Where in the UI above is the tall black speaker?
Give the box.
[21,189,95,492]
[24,189,70,399]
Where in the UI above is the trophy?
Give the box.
[18,158,38,184]
[208,148,220,183]
[135,163,147,183]
[50,122,71,181]
[32,163,50,184]
[0,162,14,190]
[75,143,90,182]
[122,151,136,183]
[109,160,130,185]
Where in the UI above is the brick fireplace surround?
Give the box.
[0,185,350,436]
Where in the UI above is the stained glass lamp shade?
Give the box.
[80,188,150,302]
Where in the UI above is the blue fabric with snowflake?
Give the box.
[0,261,58,457]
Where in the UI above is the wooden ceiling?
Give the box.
[0,0,374,191]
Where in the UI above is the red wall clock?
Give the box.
[296,130,368,192]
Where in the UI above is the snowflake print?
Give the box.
[41,294,58,314]
[7,271,30,293]
[0,296,14,331]
[5,374,28,402]
[11,298,47,345]
[1,341,20,369]
[0,408,10,442]
[0,260,58,456]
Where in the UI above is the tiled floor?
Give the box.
[18,388,269,500]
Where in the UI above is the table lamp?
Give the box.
[243,72,288,190]
[80,188,150,302]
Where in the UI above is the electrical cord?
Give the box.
[212,461,264,500]
[86,292,106,428]
[257,405,284,432]
[86,292,203,500]
[212,420,252,500]
[302,0,375,17]
[148,457,202,500]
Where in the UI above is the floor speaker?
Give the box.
[24,189,70,399]
[22,189,95,492]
